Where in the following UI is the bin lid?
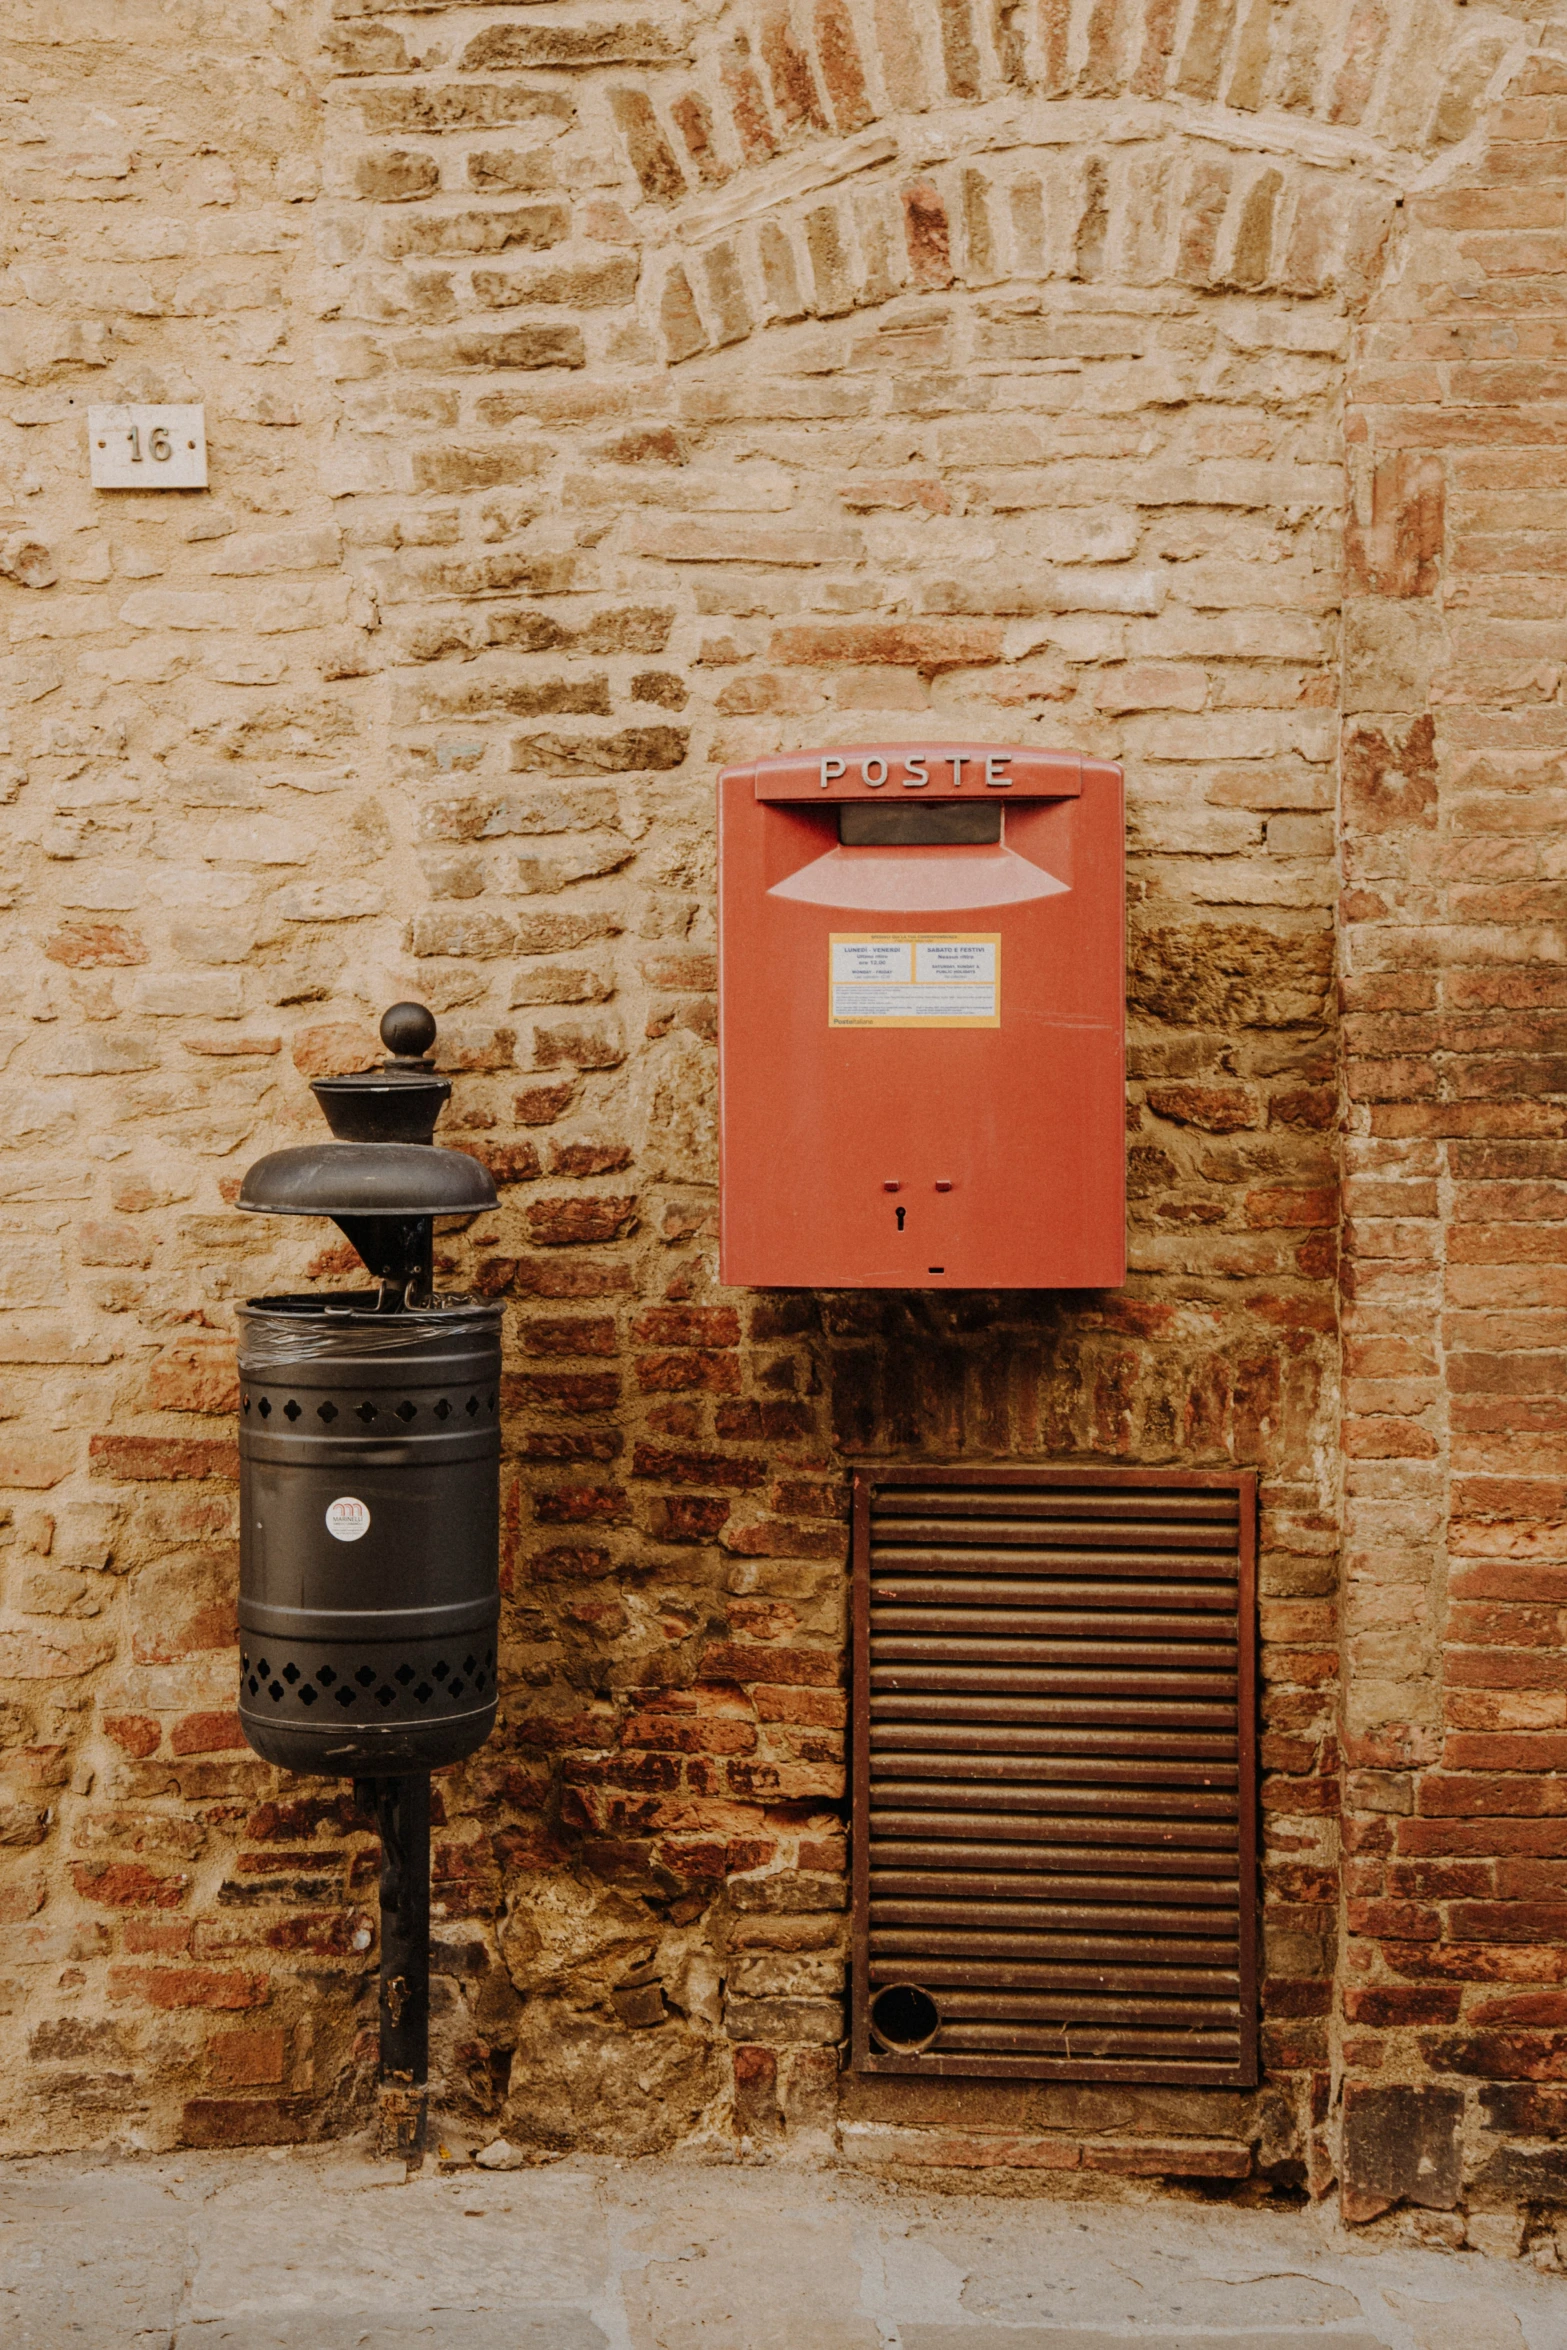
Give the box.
[237,1139,496,1219]
[238,1003,499,1221]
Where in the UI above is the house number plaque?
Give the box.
[89,404,208,489]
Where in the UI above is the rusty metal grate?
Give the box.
[851,1466,1258,2087]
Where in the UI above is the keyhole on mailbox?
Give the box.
[895,1206,907,1232]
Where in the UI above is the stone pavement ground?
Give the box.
[1,2149,1563,2350]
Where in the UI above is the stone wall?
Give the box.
[0,0,1561,2242]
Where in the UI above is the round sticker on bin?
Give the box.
[325,1497,371,1543]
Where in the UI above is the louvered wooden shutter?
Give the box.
[851,1467,1258,2087]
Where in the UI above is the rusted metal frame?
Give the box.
[860,2052,1250,2085]
[866,1464,1248,1490]
[850,1468,875,2078]
[871,1873,1240,1906]
[871,1961,1241,1990]
[878,1541,1240,1564]
[852,1463,1260,2088]
[872,1847,1238,1876]
[1234,1469,1260,2087]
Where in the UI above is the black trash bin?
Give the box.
[231,1001,503,2151]
[236,1294,502,1775]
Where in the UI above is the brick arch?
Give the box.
[598,0,1533,360]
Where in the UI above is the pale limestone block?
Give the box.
[275,880,386,921]
[117,589,238,631]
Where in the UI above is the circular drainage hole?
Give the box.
[868,1982,941,2055]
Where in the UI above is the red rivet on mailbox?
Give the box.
[883,1180,901,1192]
[935,1179,953,1191]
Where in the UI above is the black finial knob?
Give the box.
[380,1001,437,1063]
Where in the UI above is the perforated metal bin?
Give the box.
[237,1294,502,1774]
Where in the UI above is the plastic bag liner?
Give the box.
[238,1292,502,1367]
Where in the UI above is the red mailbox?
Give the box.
[717,741,1125,1290]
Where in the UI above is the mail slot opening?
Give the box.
[868,1982,941,2054]
[839,802,1002,846]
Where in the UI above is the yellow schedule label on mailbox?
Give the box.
[828,933,1001,1028]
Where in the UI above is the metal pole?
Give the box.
[358,1771,430,2158]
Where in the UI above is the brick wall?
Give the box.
[0,0,1560,2237]
[1338,37,1567,2233]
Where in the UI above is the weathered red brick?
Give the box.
[528,1543,617,1580]
[700,1644,840,1688]
[452,1138,542,1185]
[532,1484,628,1524]
[122,1919,192,1955]
[753,1687,847,1726]
[722,1519,845,1560]
[632,1305,741,1347]
[44,923,147,968]
[505,1370,620,1414]
[515,1430,619,1467]
[714,1401,814,1440]
[103,1715,161,1759]
[1343,1986,1463,2026]
[902,182,953,286]
[632,1443,767,1489]
[70,1861,189,1909]
[621,1713,757,1755]
[90,1435,237,1483]
[180,2096,309,2147]
[652,1495,732,1541]
[206,2027,286,2088]
[635,1350,741,1394]
[171,1711,247,1757]
[524,1195,638,1246]
[110,1967,266,2010]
